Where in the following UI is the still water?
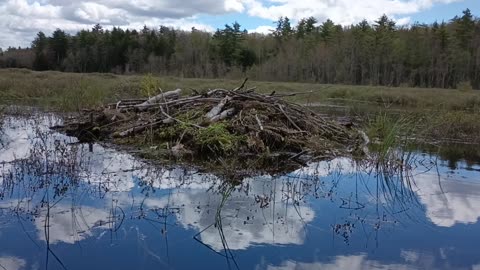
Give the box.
[0,113,479,270]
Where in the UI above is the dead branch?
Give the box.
[210,108,236,123]
[276,104,304,132]
[255,114,264,131]
[206,96,232,120]
[232,78,248,92]
[135,89,182,111]
[114,118,174,137]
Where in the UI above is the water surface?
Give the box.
[1,113,479,270]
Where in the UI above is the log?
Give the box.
[206,96,232,120]
[210,108,236,122]
[135,89,182,111]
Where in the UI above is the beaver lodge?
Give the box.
[56,80,367,173]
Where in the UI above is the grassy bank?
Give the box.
[1,68,480,112]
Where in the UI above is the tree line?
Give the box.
[1,9,479,89]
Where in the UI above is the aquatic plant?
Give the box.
[366,113,418,162]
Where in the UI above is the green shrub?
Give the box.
[140,73,161,97]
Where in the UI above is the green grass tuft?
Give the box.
[196,123,245,154]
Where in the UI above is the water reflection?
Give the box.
[414,172,480,227]
[266,255,415,270]
[0,114,480,270]
[0,256,26,270]
[265,248,478,270]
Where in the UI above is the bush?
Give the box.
[140,73,161,97]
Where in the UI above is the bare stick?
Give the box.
[277,104,304,132]
[159,105,204,129]
[127,95,210,109]
[206,88,229,96]
[135,89,182,111]
[232,78,248,92]
[114,118,174,137]
[272,91,314,97]
[210,108,236,123]
[206,96,232,120]
[255,114,264,131]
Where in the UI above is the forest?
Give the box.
[0,9,479,89]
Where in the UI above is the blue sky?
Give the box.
[201,0,480,31]
[409,0,480,23]
[0,0,479,48]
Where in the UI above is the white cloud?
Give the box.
[0,0,465,48]
[0,0,231,48]
[225,0,245,12]
[266,254,414,270]
[413,172,480,227]
[0,114,217,192]
[242,0,462,25]
[397,16,412,25]
[0,256,27,270]
[266,249,480,270]
[34,204,110,244]
[141,175,315,251]
[249,25,275,34]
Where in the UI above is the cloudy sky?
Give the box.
[0,0,479,49]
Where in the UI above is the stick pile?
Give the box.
[58,80,365,164]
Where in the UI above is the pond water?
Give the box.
[1,113,480,270]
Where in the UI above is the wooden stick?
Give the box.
[232,78,248,92]
[206,96,232,120]
[116,95,219,110]
[210,108,236,122]
[114,118,174,137]
[135,89,182,111]
[206,88,229,96]
[272,91,314,97]
[276,104,304,132]
[159,105,204,129]
[255,114,264,131]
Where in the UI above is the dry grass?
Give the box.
[1,68,480,112]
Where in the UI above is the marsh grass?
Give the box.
[457,81,474,92]
[2,68,480,112]
[0,69,140,111]
[366,113,419,161]
[423,111,480,142]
